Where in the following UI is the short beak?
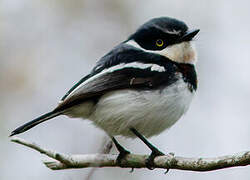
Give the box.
[181,29,200,41]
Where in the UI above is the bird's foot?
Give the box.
[129,127,165,170]
[146,148,165,170]
[112,137,130,166]
[116,148,130,165]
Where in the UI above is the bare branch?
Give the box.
[11,137,250,171]
[85,136,113,180]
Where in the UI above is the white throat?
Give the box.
[126,40,197,64]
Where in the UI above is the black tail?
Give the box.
[10,110,62,137]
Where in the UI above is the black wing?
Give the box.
[55,65,178,112]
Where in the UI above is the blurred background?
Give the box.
[1,0,250,179]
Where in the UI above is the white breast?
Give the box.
[88,78,195,138]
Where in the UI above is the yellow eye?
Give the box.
[156,39,164,47]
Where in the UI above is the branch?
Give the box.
[11,137,250,171]
[85,136,113,180]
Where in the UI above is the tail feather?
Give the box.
[10,111,62,137]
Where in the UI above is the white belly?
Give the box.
[88,79,195,138]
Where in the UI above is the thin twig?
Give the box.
[85,136,113,180]
[11,137,250,171]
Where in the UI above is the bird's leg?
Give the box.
[111,137,130,166]
[130,128,165,170]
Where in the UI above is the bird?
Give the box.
[10,16,199,168]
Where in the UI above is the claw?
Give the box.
[145,149,165,170]
[111,137,130,166]
[116,149,130,165]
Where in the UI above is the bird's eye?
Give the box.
[155,39,164,47]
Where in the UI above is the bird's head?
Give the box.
[127,17,199,64]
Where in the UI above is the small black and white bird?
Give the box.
[11,17,199,167]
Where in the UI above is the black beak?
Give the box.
[180,29,200,41]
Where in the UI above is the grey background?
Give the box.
[1,0,250,179]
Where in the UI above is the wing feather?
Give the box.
[55,67,176,112]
